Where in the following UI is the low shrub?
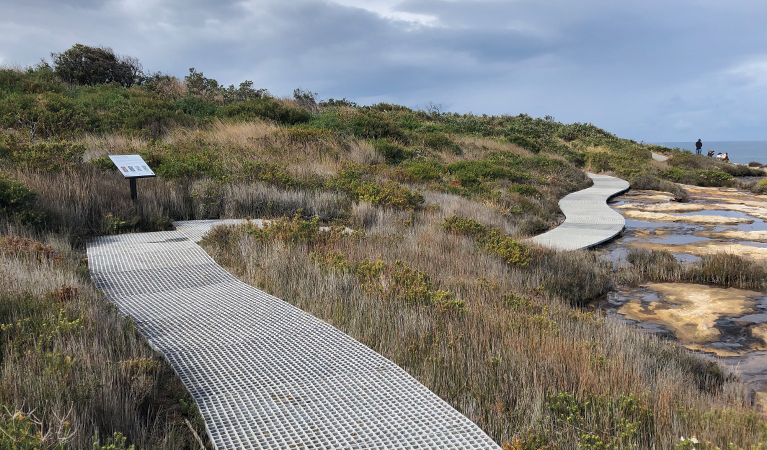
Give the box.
[626,248,767,291]
[585,152,612,173]
[244,215,343,248]
[330,165,423,209]
[373,139,411,164]
[174,96,217,118]
[394,160,445,182]
[443,215,531,267]
[506,134,542,153]
[628,173,689,202]
[748,161,763,168]
[508,184,541,198]
[534,251,612,305]
[217,97,311,125]
[350,111,406,141]
[0,175,42,223]
[423,133,461,155]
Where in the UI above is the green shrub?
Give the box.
[442,215,531,267]
[446,161,514,187]
[218,98,310,125]
[0,409,56,450]
[506,134,542,153]
[397,160,445,182]
[0,176,40,225]
[546,392,654,448]
[508,184,541,198]
[354,258,465,313]
[350,112,406,141]
[373,139,411,164]
[174,96,217,118]
[586,152,612,173]
[1,141,85,172]
[51,44,142,87]
[330,166,423,209]
[423,133,461,154]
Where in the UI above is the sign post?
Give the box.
[108,155,156,202]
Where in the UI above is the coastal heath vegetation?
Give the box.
[1,44,765,448]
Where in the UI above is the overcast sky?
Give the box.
[2,0,766,141]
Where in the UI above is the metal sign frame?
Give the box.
[109,155,156,201]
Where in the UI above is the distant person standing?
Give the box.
[695,139,703,154]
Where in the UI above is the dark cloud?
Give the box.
[1,0,766,140]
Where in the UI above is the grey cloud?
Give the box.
[1,0,766,140]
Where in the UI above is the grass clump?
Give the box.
[330,165,423,209]
[0,233,211,449]
[0,175,42,224]
[201,203,765,448]
[626,248,767,291]
[443,215,531,267]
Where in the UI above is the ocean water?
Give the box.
[654,141,767,165]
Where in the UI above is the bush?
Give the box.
[748,161,763,168]
[536,251,612,305]
[51,44,142,87]
[506,134,542,153]
[396,160,445,182]
[586,152,612,173]
[217,98,310,125]
[508,184,541,198]
[174,96,217,118]
[0,175,41,223]
[373,139,411,164]
[443,215,531,267]
[423,133,461,155]
[350,112,406,141]
[0,137,85,172]
[330,166,423,209]
[628,174,689,202]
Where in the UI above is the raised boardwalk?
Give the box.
[651,152,669,162]
[528,174,630,251]
[87,221,500,450]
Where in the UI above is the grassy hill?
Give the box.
[1,48,766,449]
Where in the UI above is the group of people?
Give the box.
[695,139,729,162]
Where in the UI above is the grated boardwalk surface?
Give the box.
[528,174,630,251]
[87,220,500,450]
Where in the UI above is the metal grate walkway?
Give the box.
[87,220,500,450]
[528,173,630,251]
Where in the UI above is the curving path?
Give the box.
[528,174,630,251]
[651,152,669,162]
[87,220,500,450]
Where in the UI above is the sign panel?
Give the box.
[109,155,156,178]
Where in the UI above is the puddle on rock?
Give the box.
[597,186,767,406]
[609,283,762,353]
[601,188,767,262]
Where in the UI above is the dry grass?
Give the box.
[78,134,149,162]
[0,226,211,448]
[202,207,764,449]
[448,136,532,162]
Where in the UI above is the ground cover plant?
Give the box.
[1,45,766,448]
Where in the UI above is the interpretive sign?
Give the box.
[109,155,155,178]
[109,155,155,201]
